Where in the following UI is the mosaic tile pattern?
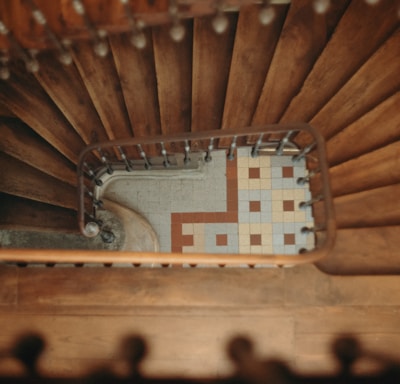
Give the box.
[102,148,314,255]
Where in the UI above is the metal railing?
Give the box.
[0,124,335,266]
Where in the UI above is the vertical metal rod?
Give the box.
[137,144,151,169]
[251,134,264,158]
[119,0,146,49]
[85,187,104,208]
[26,0,72,65]
[97,148,113,174]
[276,131,293,156]
[292,142,316,162]
[117,146,133,171]
[227,136,237,160]
[71,0,108,57]
[160,142,170,167]
[299,194,323,209]
[297,167,320,185]
[83,162,103,186]
[184,140,191,165]
[0,20,39,72]
[204,137,214,162]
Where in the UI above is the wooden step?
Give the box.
[0,152,78,210]
[316,226,400,275]
[313,184,400,229]
[0,193,79,233]
[0,118,77,186]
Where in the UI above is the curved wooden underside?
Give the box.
[0,0,399,273]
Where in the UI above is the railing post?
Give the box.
[292,142,315,162]
[227,136,237,160]
[160,142,170,168]
[184,139,191,165]
[299,194,323,209]
[97,148,114,174]
[136,144,151,169]
[251,134,264,158]
[204,137,214,162]
[275,131,293,156]
[117,146,133,172]
[83,162,103,186]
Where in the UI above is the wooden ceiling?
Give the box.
[0,0,399,263]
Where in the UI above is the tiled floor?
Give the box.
[102,147,314,256]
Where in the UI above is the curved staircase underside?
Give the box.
[0,0,399,274]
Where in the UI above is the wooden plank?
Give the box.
[313,184,400,229]
[71,41,133,142]
[191,14,237,134]
[326,91,400,166]
[0,266,17,306]
[296,28,400,146]
[152,20,193,136]
[252,0,349,126]
[109,31,161,139]
[0,119,77,186]
[0,64,85,164]
[316,226,400,275]
[0,193,79,233]
[220,4,288,134]
[16,268,285,308]
[0,312,294,377]
[280,0,400,124]
[0,152,78,210]
[327,141,400,197]
[34,51,111,145]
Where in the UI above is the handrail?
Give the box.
[0,124,335,266]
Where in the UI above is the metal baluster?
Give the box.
[0,50,10,80]
[297,168,320,186]
[184,140,191,165]
[301,225,324,234]
[292,142,315,162]
[117,146,133,172]
[83,162,103,186]
[97,148,113,175]
[71,0,108,57]
[251,134,264,158]
[26,0,72,65]
[119,0,146,49]
[160,142,170,168]
[137,144,151,169]
[227,136,237,160]
[299,194,323,209]
[276,131,293,156]
[204,137,214,162]
[0,20,39,72]
[86,187,104,208]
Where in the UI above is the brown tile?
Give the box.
[182,234,194,246]
[249,200,261,212]
[283,200,295,211]
[282,166,294,178]
[225,211,238,222]
[227,199,238,212]
[250,234,262,246]
[171,245,182,253]
[216,234,228,246]
[249,167,260,179]
[226,165,237,180]
[284,233,296,245]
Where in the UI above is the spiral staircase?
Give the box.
[0,0,399,274]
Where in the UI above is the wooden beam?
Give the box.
[326,91,400,166]
[328,141,400,197]
[0,64,85,164]
[296,28,400,146]
[313,184,400,229]
[34,51,111,145]
[0,119,77,186]
[252,0,349,126]
[109,31,161,141]
[152,21,193,136]
[221,4,288,134]
[316,226,400,275]
[71,41,133,146]
[280,0,399,124]
[191,14,237,134]
[0,193,79,233]
[0,152,78,210]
